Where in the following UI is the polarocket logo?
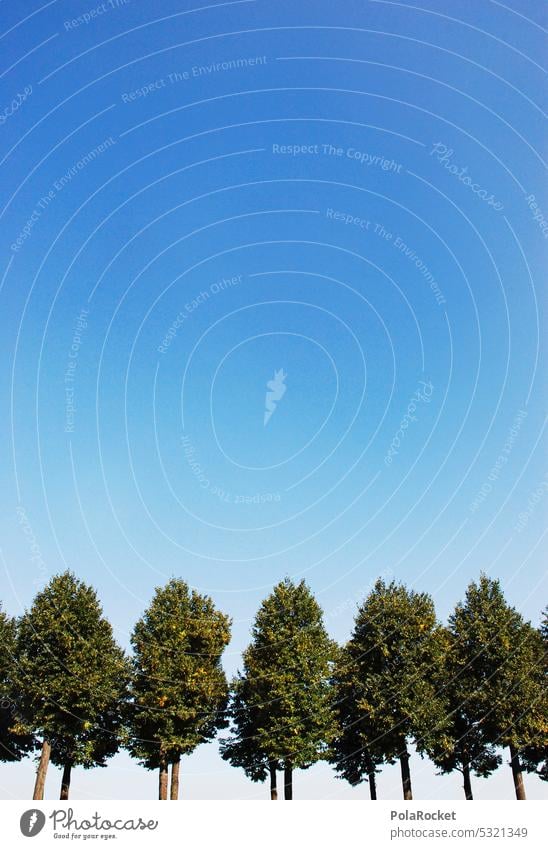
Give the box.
[20,809,46,837]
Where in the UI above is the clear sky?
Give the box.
[0,0,546,800]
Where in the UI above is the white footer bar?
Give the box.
[2,800,545,847]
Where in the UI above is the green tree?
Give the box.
[329,645,383,799]
[127,579,231,800]
[221,673,281,799]
[0,606,35,763]
[14,572,129,799]
[341,579,447,799]
[449,575,547,800]
[424,625,501,799]
[521,608,548,783]
[221,578,337,799]
[520,741,548,783]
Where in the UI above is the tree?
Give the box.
[221,578,337,799]
[221,673,281,799]
[14,572,129,799]
[0,606,35,764]
[520,741,548,783]
[520,608,548,783]
[329,645,383,799]
[449,576,547,800]
[340,579,447,800]
[423,625,501,799]
[127,579,231,799]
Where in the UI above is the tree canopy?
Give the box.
[339,579,448,799]
[127,578,231,799]
[0,606,35,763]
[424,624,501,799]
[448,575,547,799]
[14,572,129,798]
[0,572,545,801]
[329,643,383,799]
[221,578,337,798]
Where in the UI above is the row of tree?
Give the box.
[0,572,546,801]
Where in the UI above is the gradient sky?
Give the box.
[0,0,546,800]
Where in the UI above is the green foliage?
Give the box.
[520,742,548,782]
[340,579,448,767]
[14,572,129,769]
[221,578,337,778]
[448,576,547,760]
[511,606,548,781]
[127,579,231,769]
[220,672,277,782]
[424,625,501,781]
[0,607,35,762]
[328,645,382,787]
[1,571,545,797]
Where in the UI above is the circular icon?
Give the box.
[19,809,46,837]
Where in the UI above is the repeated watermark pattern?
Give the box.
[121,57,268,103]
[469,409,528,513]
[429,143,504,212]
[11,139,116,253]
[513,474,548,534]
[157,275,243,354]
[0,85,32,126]
[63,0,131,31]
[524,194,548,239]
[16,505,48,588]
[181,434,281,504]
[64,309,90,433]
[272,142,402,172]
[327,207,445,304]
[384,381,434,466]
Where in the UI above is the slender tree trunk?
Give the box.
[33,739,51,800]
[509,745,526,800]
[269,761,278,800]
[60,763,71,800]
[170,759,180,800]
[158,754,168,800]
[284,762,293,800]
[365,751,377,800]
[399,749,413,800]
[462,761,473,800]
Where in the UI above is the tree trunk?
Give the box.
[509,745,526,800]
[33,739,51,800]
[399,749,413,800]
[170,758,180,800]
[60,763,71,800]
[284,762,293,800]
[365,751,377,800]
[462,761,473,800]
[269,761,278,800]
[158,754,168,800]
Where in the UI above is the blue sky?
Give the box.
[0,0,546,799]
